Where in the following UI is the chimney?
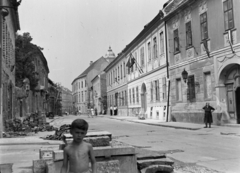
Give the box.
[90,61,93,66]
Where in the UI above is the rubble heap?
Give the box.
[44,124,71,140]
[3,113,56,138]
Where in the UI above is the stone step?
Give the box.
[63,131,112,140]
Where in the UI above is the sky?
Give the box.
[18,0,166,90]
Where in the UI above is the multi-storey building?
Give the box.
[0,0,21,137]
[91,72,107,114]
[164,0,240,124]
[60,86,73,114]
[72,47,115,113]
[105,10,169,120]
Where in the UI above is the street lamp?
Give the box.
[182,69,188,83]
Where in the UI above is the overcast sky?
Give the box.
[18,0,166,90]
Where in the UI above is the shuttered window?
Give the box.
[187,75,196,101]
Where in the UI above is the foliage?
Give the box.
[15,32,43,90]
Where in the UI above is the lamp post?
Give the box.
[182,69,188,83]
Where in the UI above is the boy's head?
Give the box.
[70,119,89,143]
[70,119,89,131]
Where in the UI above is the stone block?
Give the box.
[0,163,13,173]
[64,131,112,141]
[53,150,64,161]
[39,149,53,159]
[96,160,120,173]
[32,159,52,173]
[46,160,55,173]
[84,136,110,147]
[140,164,174,173]
[64,136,111,147]
[137,158,174,170]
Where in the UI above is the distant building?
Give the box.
[72,47,115,113]
[60,86,73,114]
[91,72,107,114]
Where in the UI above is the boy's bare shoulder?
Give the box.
[83,141,93,149]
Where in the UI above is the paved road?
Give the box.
[1,114,240,173]
[52,115,240,173]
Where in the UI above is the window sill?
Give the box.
[174,51,180,55]
[223,28,237,34]
[200,38,210,44]
[186,45,193,50]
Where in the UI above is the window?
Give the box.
[118,66,120,81]
[153,37,157,59]
[78,82,80,89]
[223,0,234,30]
[148,42,151,62]
[136,86,139,103]
[123,62,126,77]
[78,93,80,103]
[140,47,144,66]
[155,80,160,101]
[151,82,153,101]
[121,64,123,79]
[85,80,86,87]
[135,52,138,71]
[132,88,135,103]
[82,91,84,102]
[200,12,208,40]
[81,81,83,88]
[129,89,131,104]
[204,72,212,98]
[186,21,192,47]
[187,76,196,101]
[160,32,164,54]
[122,91,124,106]
[162,77,166,100]
[176,78,182,101]
[125,90,127,105]
[174,29,180,52]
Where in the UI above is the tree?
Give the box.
[15,32,43,90]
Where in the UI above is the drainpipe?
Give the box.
[0,4,2,137]
[165,21,171,122]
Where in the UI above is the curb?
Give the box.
[108,117,202,130]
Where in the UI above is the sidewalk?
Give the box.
[107,115,240,132]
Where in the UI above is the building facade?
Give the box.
[91,72,107,114]
[105,10,169,120]
[17,47,49,117]
[164,0,240,124]
[0,0,21,137]
[72,47,115,113]
[60,86,73,114]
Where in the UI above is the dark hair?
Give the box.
[70,119,89,131]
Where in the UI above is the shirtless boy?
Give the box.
[61,119,96,173]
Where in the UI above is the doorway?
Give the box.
[235,87,240,124]
[141,83,147,113]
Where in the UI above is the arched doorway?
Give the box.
[218,63,240,123]
[141,83,147,113]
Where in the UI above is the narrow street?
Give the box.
[50,115,240,173]
[1,114,240,173]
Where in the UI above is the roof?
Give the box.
[71,57,102,85]
[104,10,164,72]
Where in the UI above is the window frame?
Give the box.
[176,78,182,101]
[200,12,208,40]
[174,29,180,53]
[223,0,234,31]
[160,31,164,55]
[186,21,192,48]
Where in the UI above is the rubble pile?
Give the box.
[3,113,56,138]
[44,124,71,140]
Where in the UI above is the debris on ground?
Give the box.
[42,124,71,140]
[3,113,56,138]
